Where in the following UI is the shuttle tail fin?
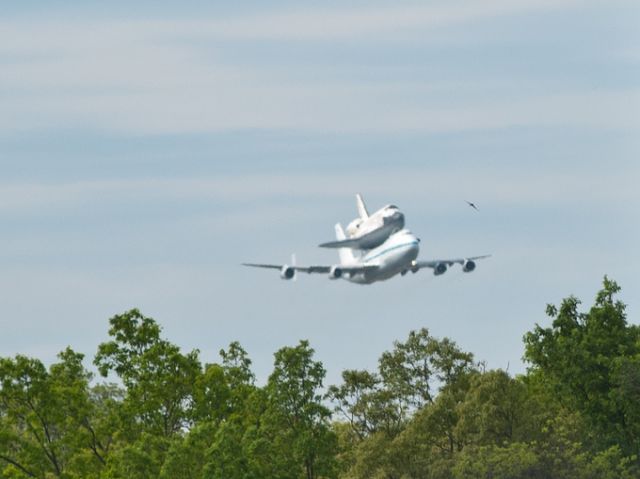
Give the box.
[335,223,356,265]
[356,193,369,220]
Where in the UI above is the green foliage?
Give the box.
[329,329,477,479]
[100,433,171,479]
[94,309,202,438]
[524,277,640,452]
[586,445,640,479]
[327,369,381,439]
[379,329,474,415]
[455,370,535,445]
[204,341,338,479]
[0,277,637,479]
[263,340,337,479]
[159,422,218,479]
[328,328,475,444]
[452,443,539,479]
[0,348,111,478]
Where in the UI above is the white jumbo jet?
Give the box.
[243,224,490,285]
[318,194,404,250]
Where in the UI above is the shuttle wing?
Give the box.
[318,237,368,249]
[319,228,386,249]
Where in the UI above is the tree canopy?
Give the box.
[1,277,638,479]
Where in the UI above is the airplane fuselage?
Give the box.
[344,229,419,284]
[243,194,490,283]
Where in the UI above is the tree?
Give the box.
[183,342,259,479]
[218,340,256,414]
[612,356,640,454]
[94,309,202,438]
[0,348,107,478]
[328,369,390,439]
[329,329,475,441]
[455,370,534,446]
[263,340,337,479]
[159,422,218,479]
[452,442,540,479]
[100,433,171,479]
[329,329,476,479]
[523,277,640,452]
[379,329,474,413]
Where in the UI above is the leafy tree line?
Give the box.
[0,277,638,478]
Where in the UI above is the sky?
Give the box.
[1,0,639,386]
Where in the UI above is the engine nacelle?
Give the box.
[329,265,343,280]
[434,263,447,276]
[462,260,476,273]
[280,265,295,280]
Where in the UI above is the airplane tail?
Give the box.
[356,193,369,220]
[335,223,356,265]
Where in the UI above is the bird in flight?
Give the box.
[465,200,479,211]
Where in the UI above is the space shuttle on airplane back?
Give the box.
[242,193,491,284]
[319,194,405,250]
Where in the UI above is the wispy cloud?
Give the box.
[1,167,636,219]
[160,0,583,41]
[2,0,636,135]
[1,0,583,46]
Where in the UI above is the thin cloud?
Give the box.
[3,0,633,135]
[0,169,636,217]
[1,0,584,47]
[172,0,583,41]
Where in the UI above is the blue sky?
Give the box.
[1,0,638,385]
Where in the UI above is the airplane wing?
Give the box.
[413,254,491,268]
[242,262,378,276]
[242,263,332,273]
[410,255,491,274]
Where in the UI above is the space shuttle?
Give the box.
[319,194,405,250]
[245,193,491,283]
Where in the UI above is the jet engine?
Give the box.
[329,265,343,280]
[280,265,295,280]
[434,263,447,276]
[462,260,476,273]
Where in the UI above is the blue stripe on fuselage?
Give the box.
[363,241,419,262]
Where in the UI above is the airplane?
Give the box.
[243,224,490,285]
[318,194,404,250]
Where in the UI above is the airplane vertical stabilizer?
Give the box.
[335,223,356,264]
[355,193,369,220]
